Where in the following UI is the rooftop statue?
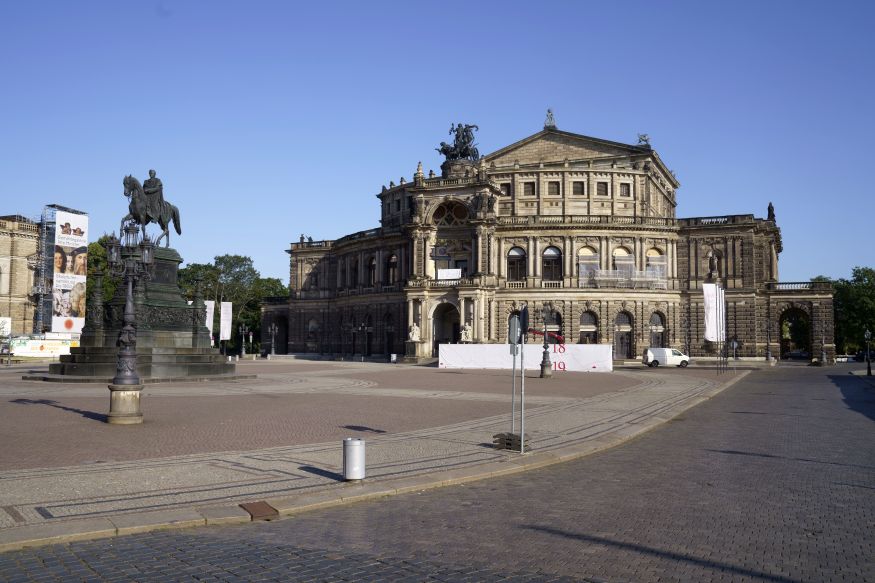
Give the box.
[121,170,182,247]
[436,123,480,161]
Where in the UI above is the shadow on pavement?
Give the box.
[341,425,386,434]
[298,465,344,481]
[828,374,875,423]
[522,525,804,583]
[9,398,107,422]
[704,448,875,471]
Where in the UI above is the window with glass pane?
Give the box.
[548,181,560,195]
[367,258,376,286]
[500,183,511,196]
[612,248,634,275]
[507,247,526,281]
[597,182,609,196]
[542,246,562,281]
[385,254,398,284]
[572,181,585,195]
[523,182,536,196]
[620,183,631,196]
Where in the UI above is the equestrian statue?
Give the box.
[121,169,182,247]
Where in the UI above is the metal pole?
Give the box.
[866,329,871,376]
[511,343,517,434]
[520,334,525,454]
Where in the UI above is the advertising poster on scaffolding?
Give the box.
[51,210,89,334]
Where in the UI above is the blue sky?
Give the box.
[2,1,872,283]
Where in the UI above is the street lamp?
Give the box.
[239,323,249,357]
[268,322,278,356]
[358,323,368,362]
[105,221,154,425]
[765,319,772,361]
[539,302,553,379]
[866,329,872,377]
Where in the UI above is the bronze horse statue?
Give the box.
[121,175,181,247]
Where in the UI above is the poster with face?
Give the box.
[51,211,89,333]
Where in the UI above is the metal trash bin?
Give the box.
[342,437,365,481]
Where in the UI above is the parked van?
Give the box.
[643,347,690,368]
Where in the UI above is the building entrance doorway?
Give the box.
[614,311,633,359]
[779,308,811,359]
[432,303,461,356]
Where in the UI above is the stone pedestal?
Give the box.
[107,384,143,424]
[50,247,235,380]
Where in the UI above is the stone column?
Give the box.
[425,231,437,279]
[497,237,505,278]
[475,227,484,274]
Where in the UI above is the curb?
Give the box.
[0,370,750,553]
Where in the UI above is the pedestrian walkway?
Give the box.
[0,360,747,552]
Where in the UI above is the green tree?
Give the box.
[830,267,875,353]
[177,255,288,353]
[86,235,119,302]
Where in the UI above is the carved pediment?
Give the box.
[485,129,647,168]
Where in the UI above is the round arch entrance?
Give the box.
[614,311,633,359]
[779,307,811,359]
[432,302,461,356]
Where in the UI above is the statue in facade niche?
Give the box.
[408,322,420,342]
[460,322,472,342]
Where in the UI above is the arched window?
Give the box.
[367,257,377,287]
[432,202,468,226]
[507,247,526,281]
[385,254,398,284]
[578,246,599,286]
[612,247,634,275]
[649,312,666,348]
[613,311,634,359]
[579,311,598,344]
[646,248,666,277]
[542,246,562,281]
[351,259,359,287]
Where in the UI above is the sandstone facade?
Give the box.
[0,215,39,335]
[263,126,834,362]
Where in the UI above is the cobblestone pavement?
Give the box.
[2,365,872,581]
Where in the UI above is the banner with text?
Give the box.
[51,210,89,334]
[439,344,613,372]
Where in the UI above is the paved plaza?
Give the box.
[1,361,873,581]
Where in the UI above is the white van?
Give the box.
[643,347,690,368]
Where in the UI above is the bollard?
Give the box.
[342,438,365,481]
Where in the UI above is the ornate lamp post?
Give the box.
[358,323,367,362]
[105,222,154,424]
[539,302,553,379]
[865,329,871,377]
[238,323,249,357]
[765,320,772,361]
[268,322,278,356]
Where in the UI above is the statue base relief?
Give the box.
[40,247,242,382]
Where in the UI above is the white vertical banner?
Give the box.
[703,283,719,341]
[703,283,726,342]
[204,300,215,340]
[219,302,232,341]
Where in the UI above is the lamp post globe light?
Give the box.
[539,302,553,379]
[105,221,154,424]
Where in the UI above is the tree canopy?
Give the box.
[828,267,875,353]
[177,255,288,352]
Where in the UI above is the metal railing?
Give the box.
[580,270,667,289]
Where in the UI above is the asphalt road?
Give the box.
[2,365,873,582]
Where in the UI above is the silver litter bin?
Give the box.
[342,437,365,481]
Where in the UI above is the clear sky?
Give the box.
[2,1,872,283]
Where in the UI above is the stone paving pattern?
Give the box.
[0,360,723,530]
[2,363,872,581]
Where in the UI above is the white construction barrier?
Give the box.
[438,344,613,372]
